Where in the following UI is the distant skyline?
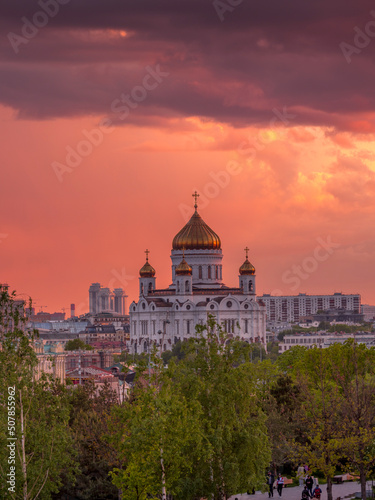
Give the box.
[1,1,375,312]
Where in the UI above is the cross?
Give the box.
[145,249,150,261]
[244,246,249,259]
[192,191,199,209]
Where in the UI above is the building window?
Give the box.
[185,281,190,293]
[176,320,179,335]
[144,341,147,352]
[245,319,248,333]
[249,281,253,292]
[199,266,202,279]
[187,320,190,334]
[208,266,211,279]
[177,281,180,293]
[140,283,144,294]
[148,282,153,293]
[215,266,218,279]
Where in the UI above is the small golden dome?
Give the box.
[140,249,155,277]
[239,246,255,275]
[175,257,192,276]
[172,192,221,250]
[239,258,255,275]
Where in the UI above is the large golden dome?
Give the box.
[173,192,221,250]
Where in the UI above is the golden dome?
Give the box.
[239,258,255,275]
[239,246,255,275]
[172,192,221,250]
[175,257,192,276]
[139,249,155,277]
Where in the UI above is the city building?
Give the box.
[279,332,375,353]
[89,284,126,315]
[361,304,375,322]
[259,293,361,323]
[129,193,266,354]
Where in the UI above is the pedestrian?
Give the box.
[297,465,305,487]
[276,474,284,497]
[267,471,275,498]
[312,485,322,499]
[305,475,313,497]
[301,486,311,500]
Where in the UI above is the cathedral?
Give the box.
[128,193,266,354]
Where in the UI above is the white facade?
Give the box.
[129,204,266,354]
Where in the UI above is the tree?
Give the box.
[329,340,375,500]
[110,353,206,500]
[165,316,270,498]
[110,316,271,499]
[286,346,345,500]
[64,338,93,351]
[0,285,77,499]
[54,379,121,500]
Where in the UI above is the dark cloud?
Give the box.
[0,0,375,129]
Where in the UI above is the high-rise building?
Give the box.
[259,293,361,323]
[89,283,126,315]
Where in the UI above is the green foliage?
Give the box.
[55,379,120,500]
[161,339,187,365]
[266,341,279,361]
[110,315,270,499]
[0,285,77,499]
[64,338,93,351]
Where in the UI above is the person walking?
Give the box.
[276,474,284,497]
[301,485,311,500]
[305,475,314,497]
[267,471,275,497]
[312,485,322,499]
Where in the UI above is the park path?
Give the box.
[229,481,371,500]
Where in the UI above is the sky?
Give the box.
[1,0,375,314]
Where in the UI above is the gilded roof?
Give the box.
[139,260,155,277]
[175,257,192,276]
[239,258,255,275]
[172,209,221,250]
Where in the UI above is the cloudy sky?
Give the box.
[1,0,375,313]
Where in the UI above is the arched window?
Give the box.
[177,281,180,293]
[249,281,253,292]
[185,280,190,292]
[215,266,218,279]
[144,341,147,352]
[140,283,144,294]
[198,265,202,279]
[148,282,153,293]
[208,266,211,279]
[240,280,243,289]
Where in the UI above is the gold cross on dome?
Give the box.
[192,191,199,209]
[244,246,249,259]
[145,249,150,261]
